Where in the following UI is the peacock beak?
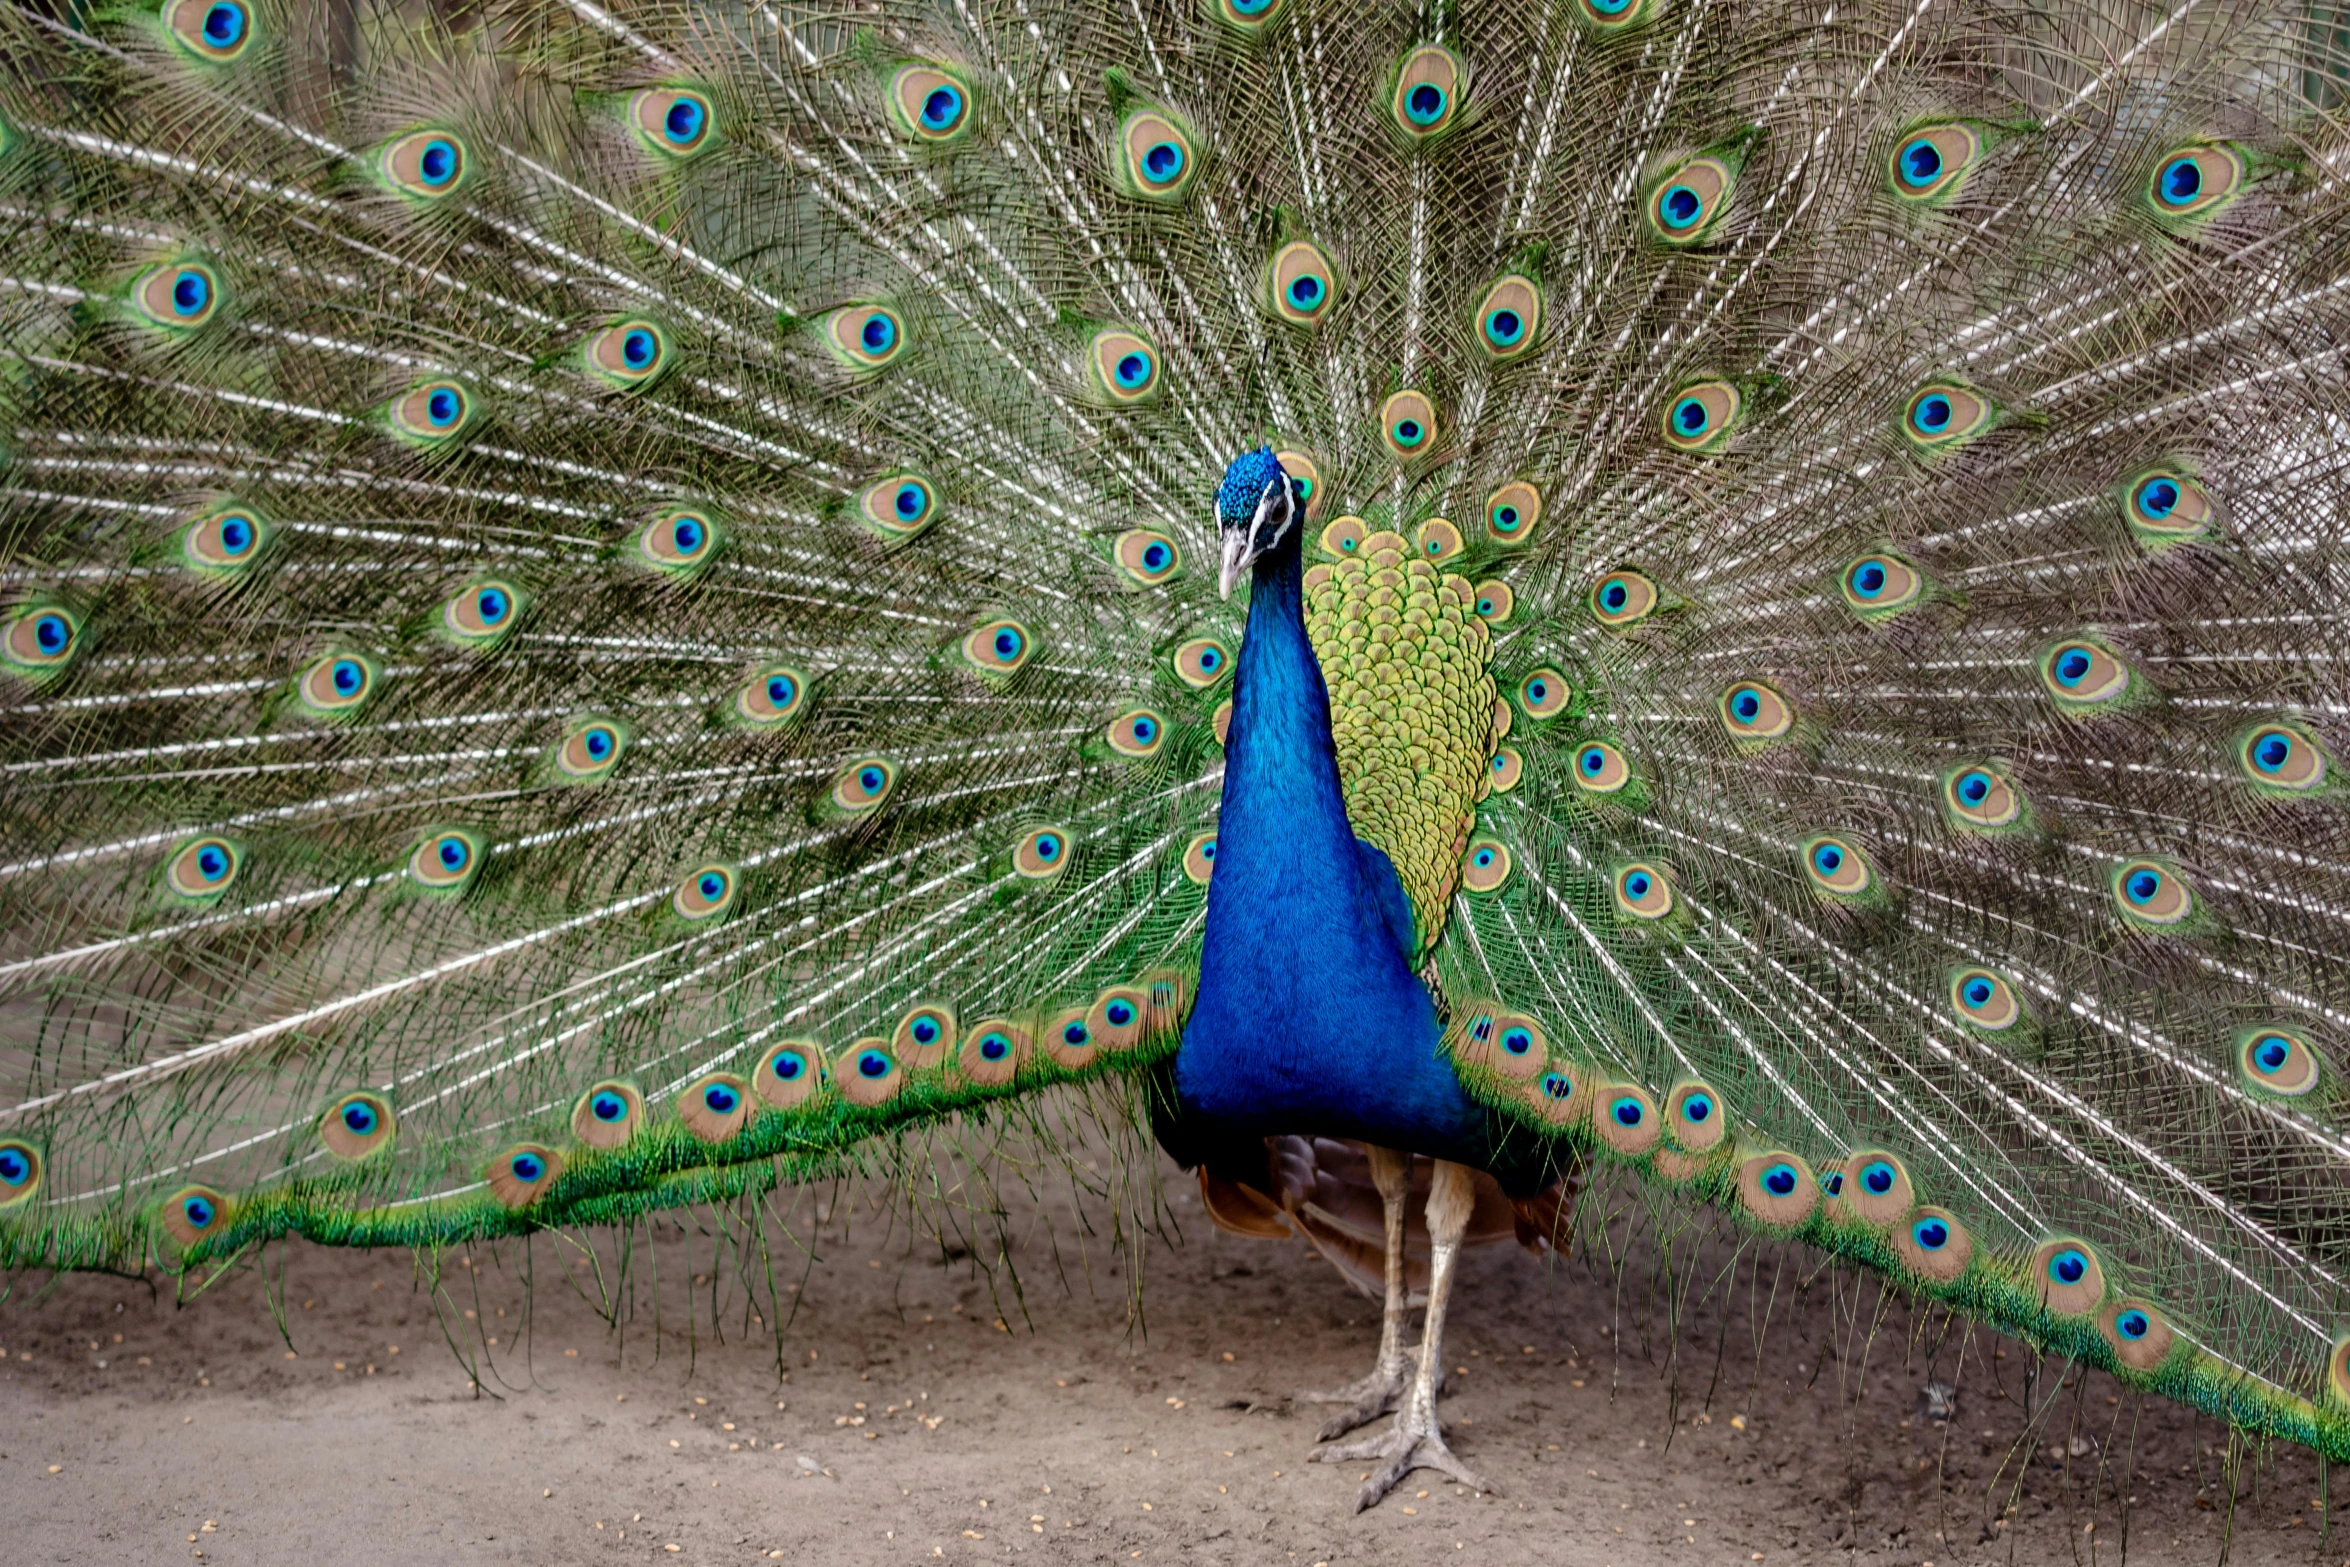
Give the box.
[1218,530,1255,600]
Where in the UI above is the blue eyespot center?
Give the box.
[331,659,363,696]
[1405,84,1446,125]
[1115,352,1151,388]
[922,86,962,130]
[623,329,655,368]
[196,845,229,881]
[980,1033,1010,1061]
[343,1103,376,1134]
[2050,1249,2088,1285]
[1600,581,1627,611]
[1660,185,1701,229]
[1062,1021,1089,1046]
[1288,275,1323,308]
[1485,308,1523,346]
[1143,141,1184,180]
[1392,418,1424,447]
[2137,478,2179,518]
[0,1149,27,1184]
[2126,870,2160,904]
[1812,843,1843,875]
[2255,734,2291,772]
[1821,1171,1844,1196]
[172,270,209,316]
[419,140,457,185]
[1731,690,1760,722]
[593,1091,627,1120]
[34,613,69,654]
[665,97,705,143]
[1762,1164,1798,1197]
[220,515,254,553]
[477,588,508,623]
[1493,504,1519,531]
[1131,716,1157,742]
[1199,839,1215,861]
[1198,647,1221,671]
[1035,834,1061,860]
[1863,1161,1894,1195]
[1527,679,1549,702]
[896,483,926,519]
[1962,977,1994,1008]
[1914,394,1952,432]
[427,388,463,427]
[859,1050,890,1078]
[438,837,467,870]
[2115,1309,2150,1339]
[1900,139,1942,186]
[861,313,895,353]
[184,1195,216,1227]
[859,766,884,792]
[585,727,615,759]
[2254,1035,2292,1072]
[1580,748,1605,775]
[1958,771,1991,804]
[2055,650,2091,686]
[512,1153,545,1182]
[2161,157,2201,205]
[911,1016,940,1045]
[698,872,726,900]
[1501,1027,1533,1056]
[204,4,244,46]
[773,1052,804,1081]
[994,628,1022,660]
[1142,542,1170,571]
[1673,397,1707,435]
[1541,1072,1573,1100]
[1106,1000,1135,1026]
[1912,1217,1949,1250]
[703,1083,739,1113]
[766,675,795,706]
[1853,562,1886,597]
[1611,1097,1643,1127]
[1681,1094,1711,1123]
[1625,872,1651,898]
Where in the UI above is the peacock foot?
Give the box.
[1296,1360,1410,1441]
[1310,1404,1494,1512]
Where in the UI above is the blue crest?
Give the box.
[1217,447,1287,530]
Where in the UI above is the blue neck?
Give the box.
[1174,530,1483,1153]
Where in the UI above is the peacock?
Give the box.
[5,0,2350,1516]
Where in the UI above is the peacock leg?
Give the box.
[1310,1158,1494,1510]
[1296,1143,1415,1439]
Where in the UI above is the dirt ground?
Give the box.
[0,1147,2339,1566]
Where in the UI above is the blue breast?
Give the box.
[1173,534,1488,1159]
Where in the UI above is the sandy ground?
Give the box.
[0,1148,2337,1566]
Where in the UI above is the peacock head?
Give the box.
[1215,446,1300,599]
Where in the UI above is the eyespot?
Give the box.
[632,87,714,156]
[1457,839,1512,894]
[950,1019,1027,1088]
[1413,518,1463,565]
[2099,1300,2173,1372]
[2039,639,2132,708]
[1597,1085,1660,1156]
[2030,1238,2105,1316]
[389,380,475,444]
[891,64,972,142]
[2238,1026,2322,1098]
[1571,741,1631,795]
[1719,680,1793,741]
[1183,831,1217,885]
[1014,826,1072,880]
[161,1185,230,1248]
[1318,516,1369,558]
[408,829,481,889]
[831,757,896,813]
[380,130,468,198]
[5,605,81,670]
[1590,569,1658,628]
[1106,708,1167,759]
[1487,1013,1548,1082]
[1895,1208,1971,1281]
[2239,723,2327,793]
[1470,580,1513,625]
[487,1145,562,1208]
[0,1141,41,1206]
[1038,1008,1099,1072]
[1174,636,1231,689]
[631,507,717,574]
[1115,530,1181,585]
[319,1091,396,1160]
[1576,0,1646,28]
[166,835,240,899]
[1615,862,1673,920]
[859,473,938,539]
[1661,381,1740,453]
[557,720,625,779]
[2123,468,2218,544]
[164,0,252,61]
[736,665,808,726]
[1665,1082,1724,1151]
[1941,762,2023,830]
[1215,0,1287,25]
[298,651,377,714]
[1270,241,1336,327]
[586,319,670,386]
[434,579,519,645]
[962,618,1034,677]
[1087,986,1149,1053]
[1901,382,1993,448]
[1737,1153,1818,1228]
[753,1043,822,1110]
[1090,329,1161,405]
[573,1079,647,1145]
[1835,1151,1912,1226]
[1888,123,1980,201]
[1949,967,2022,1031]
[2147,144,2244,219]
[1272,450,1326,523]
[836,1041,904,1108]
[1380,391,1438,459]
[2112,859,2193,926]
[181,504,269,572]
[1391,46,1463,138]
[888,1005,957,1069]
[673,863,738,921]
[1474,275,1542,360]
[823,304,905,369]
[1485,480,1541,545]
[1487,747,1523,794]
[133,261,220,330]
[1518,669,1570,720]
[1840,553,1924,617]
[678,1074,752,1143]
[1648,157,1731,243]
[1803,834,1871,897]
[1119,110,1197,199]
